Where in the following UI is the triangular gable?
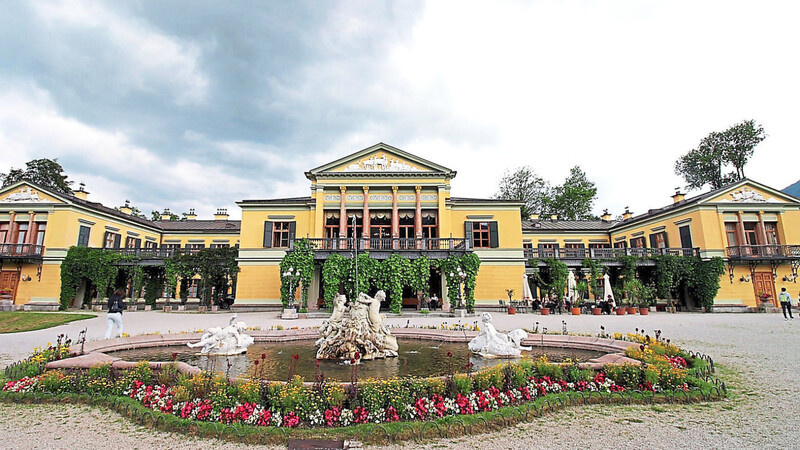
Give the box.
[0,181,67,204]
[306,143,456,178]
[702,179,800,205]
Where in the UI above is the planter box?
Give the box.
[540,308,550,315]
[592,307,602,316]
[626,307,636,314]
[570,307,581,315]
[639,307,649,315]
[507,306,516,315]
[615,308,627,315]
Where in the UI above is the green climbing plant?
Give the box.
[688,257,725,312]
[581,257,606,300]
[377,254,412,313]
[164,253,197,305]
[59,247,126,310]
[321,253,350,308]
[279,238,315,308]
[434,253,481,312]
[542,258,569,300]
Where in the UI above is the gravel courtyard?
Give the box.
[0,311,796,449]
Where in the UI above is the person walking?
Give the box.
[778,287,793,320]
[105,289,126,338]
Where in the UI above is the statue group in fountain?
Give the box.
[316,291,399,362]
[468,312,531,358]
[187,315,254,355]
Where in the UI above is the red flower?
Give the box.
[354,351,361,360]
[261,353,267,360]
[282,411,300,428]
[324,407,341,426]
[353,406,369,424]
[291,354,299,361]
[257,410,272,426]
[384,406,400,423]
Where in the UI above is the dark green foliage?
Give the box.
[280,238,314,308]
[1,158,73,194]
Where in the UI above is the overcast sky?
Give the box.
[1,0,797,220]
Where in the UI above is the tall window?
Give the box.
[35,223,46,245]
[104,231,119,249]
[725,223,738,246]
[77,226,91,247]
[630,237,645,248]
[649,231,667,249]
[589,243,611,249]
[0,223,7,244]
[564,243,585,258]
[273,222,292,248]
[764,222,779,245]
[743,222,758,245]
[187,243,205,253]
[472,222,491,248]
[15,223,28,244]
[144,240,158,249]
[210,243,230,249]
[422,213,438,239]
[539,243,556,257]
[613,241,627,249]
[126,236,141,248]
[162,243,180,255]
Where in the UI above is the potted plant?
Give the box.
[573,280,589,315]
[506,289,516,314]
[615,305,627,315]
[757,292,773,311]
[540,306,550,315]
[0,288,12,301]
[623,279,644,314]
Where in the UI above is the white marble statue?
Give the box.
[468,312,531,358]
[187,315,254,355]
[316,291,399,362]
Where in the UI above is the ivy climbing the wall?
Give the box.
[434,253,481,312]
[279,238,314,308]
[59,247,126,310]
[322,253,350,308]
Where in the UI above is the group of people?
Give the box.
[526,294,615,314]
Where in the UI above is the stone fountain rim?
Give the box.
[46,328,641,382]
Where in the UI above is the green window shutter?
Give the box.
[134,238,141,248]
[113,233,121,249]
[662,232,669,248]
[263,221,273,248]
[679,226,693,248]
[77,226,90,247]
[288,221,296,242]
[649,234,657,248]
[464,221,473,248]
[489,221,499,248]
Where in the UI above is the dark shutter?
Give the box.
[134,238,141,248]
[679,226,693,248]
[78,226,90,247]
[288,221,296,243]
[649,234,658,248]
[113,233,121,249]
[554,243,560,258]
[185,243,191,249]
[263,221,273,248]
[464,221,473,248]
[662,232,669,248]
[488,221,499,248]
[102,231,110,248]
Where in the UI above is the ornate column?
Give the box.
[391,186,399,236]
[756,212,768,245]
[415,186,423,249]
[338,187,347,246]
[6,211,16,244]
[26,211,35,245]
[362,187,370,249]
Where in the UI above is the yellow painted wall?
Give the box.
[235,265,282,304]
[473,264,526,304]
[239,208,314,249]
[448,207,523,249]
[609,210,701,249]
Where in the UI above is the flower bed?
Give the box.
[1,332,722,440]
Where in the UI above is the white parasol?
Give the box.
[522,274,533,301]
[603,273,616,307]
[567,270,577,303]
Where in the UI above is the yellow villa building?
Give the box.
[1,143,799,312]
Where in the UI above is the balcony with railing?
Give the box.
[524,247,699,262]
[0,243,45,259]
[290,237,470,259]
[726,245,800,260]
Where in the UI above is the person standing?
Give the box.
[105,289,126,338]
[779,287,793,320]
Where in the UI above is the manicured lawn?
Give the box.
[0,312,97,333]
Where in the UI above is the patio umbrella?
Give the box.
[522,274,533,301]
[567,270,577,303]
[603,273,616,307]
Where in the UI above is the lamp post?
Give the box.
[450,267,467,310]
[282,267,298,310]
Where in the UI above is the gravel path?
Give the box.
[0,312,796,449]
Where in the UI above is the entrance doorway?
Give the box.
[0,271,20,302]
[753,272,777,306]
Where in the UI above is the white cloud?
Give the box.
[30,0,208,104]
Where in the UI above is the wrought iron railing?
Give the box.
[0,243,45,258]
[726,245,800,259]
[292,237,469,252]
[523,247,699,260]
[107,247,206,258]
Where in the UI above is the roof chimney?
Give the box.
[671,187,686,204]
[601,209,611,222]
[161,208,172,221]
[186,208,197,220]
[529,214,539,221]
[119,200,132,215]
[74,183,89,200]
[622,207,633,221]
[214,208,229,221]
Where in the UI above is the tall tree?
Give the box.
[675,120,765,190]
[1,158,73,194]
[494,166,551,219]
[545,166,598,220]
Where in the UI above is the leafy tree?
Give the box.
[544,166,598,220]
[674,120,766,190]
[1,158,73,194]
[494,166,551,219]
[151,210,180,221]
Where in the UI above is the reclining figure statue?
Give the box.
[468,312,531,358]
[187,315,254,355]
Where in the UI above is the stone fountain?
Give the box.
[468,312,531,358]
[316,291,399,362]
[187,315,255,355]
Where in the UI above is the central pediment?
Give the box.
[305,143,456,180]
